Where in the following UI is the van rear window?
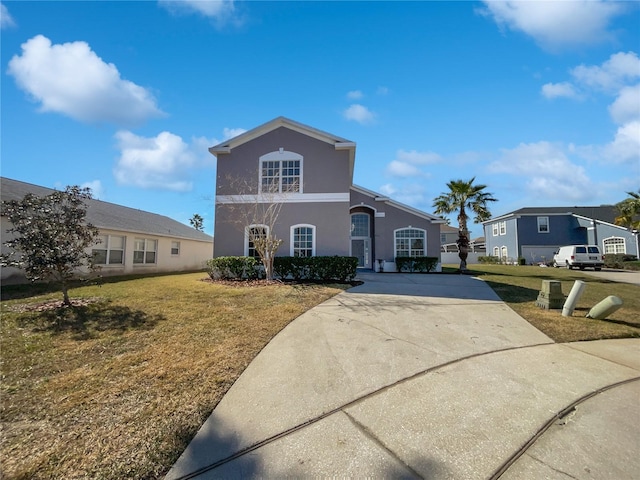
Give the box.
[588,246,600,253]
[576,247,587,253]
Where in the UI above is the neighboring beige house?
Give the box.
[1,177,214,285]
[210,117,445,271]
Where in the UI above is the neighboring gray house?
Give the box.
[483,206,639,264]
[1,177,214,285]
[210,117,444,271]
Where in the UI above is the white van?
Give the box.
[553,245,604,270]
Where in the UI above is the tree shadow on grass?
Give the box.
[21,300,165,340]
[482,280,540,304]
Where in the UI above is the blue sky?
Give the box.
[2,1,639,238]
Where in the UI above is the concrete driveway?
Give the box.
[583,268,640,286]
[166,272,640,479]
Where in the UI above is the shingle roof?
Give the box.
[487,205,619,224]
[1,177,213,243]
[510,206,618,224]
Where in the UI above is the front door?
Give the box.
[351,239,371,268]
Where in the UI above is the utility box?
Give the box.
[535,280,564,309]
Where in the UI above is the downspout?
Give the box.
[514,216,519,261]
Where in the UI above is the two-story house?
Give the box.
[210,117,444,271]
[483,206,639,264]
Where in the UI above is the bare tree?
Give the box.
[218,174,297,281]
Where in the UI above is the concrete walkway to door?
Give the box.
[166,272,640,479]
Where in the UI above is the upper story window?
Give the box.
[259,150,303,194]
[134,238,157,264]
[93,234,125,265]
[492,223,499,236]
[499,221,506,235]
[351,213,370,237]
[291,224,315,257]
[537,216,549,233]
[395,228,426,257]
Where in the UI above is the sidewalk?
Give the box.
[166,272,640,479]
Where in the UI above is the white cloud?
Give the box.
[379,183,396,196]
[81,180,105,200]
[343,104,375,124]
[377,86,389,95]
[609,84,640,124]
[347,90,363,100]
[1,3,15,29]
[395,149,442,165]
[479,0,625,50]
[601,121,640,164]
[386,160,423,178]
[114,131,195,191]
[571,51,640,92]
[222,127,247,139]
[488,141,593,201]
[7,35,163,126]
[159,0,240,26]
[541,82,581,100]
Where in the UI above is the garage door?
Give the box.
[521,246,558,265]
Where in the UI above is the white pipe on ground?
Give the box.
[562,280,586,317]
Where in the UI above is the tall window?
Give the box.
[395,228,426,257]
[603,237,626,254]
[501,246,508,260]
[245,225,268,259]
[492,223,499,236]
[93,235,125,265]
[259,151,302,193]
[133,238,157,264]
[171,241,180,255]
[537,216,549,233]
[493,246,500,257]
[291,225,315,257]
[351,213,370,237]
[499,221,506,235]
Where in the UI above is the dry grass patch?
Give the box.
[453,264,640,343]
[1,273,348,479]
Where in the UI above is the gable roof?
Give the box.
[209,116,357,179]
[486,206,619,225]
[1,177,213,243]
[351,184,446,223]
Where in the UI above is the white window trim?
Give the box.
[492,223,499,236]
[537,216,550,234]
[499,221,506,235]
[493,246,500,257]
[290,224,316,257]
[133,238,157,265]
[393,227,427,258]
[171,240,180,256]
[244,224,269,257]
[501,246,508,259]
[603,236,626,254]
[259,150,303,194]
[93,234,126,265]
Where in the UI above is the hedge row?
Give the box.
[206,256,358,282]
[604,253,639,270]
[394,256,439,273]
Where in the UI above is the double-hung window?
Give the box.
[537,216,549,233]
[291,225,315,257]
[133,238,157,264]
[93,235,125,265]
[246,225,268,259]
[492,223,499,236]
[171,241,180,255]
[395,228,426,257]
[259,151,302,194]
[499,221,506,235]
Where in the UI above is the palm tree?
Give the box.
[615,190,640,231]
[433,177,497,271]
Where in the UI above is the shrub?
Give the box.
[394,256,439,273]
[478,256,500,264]
[604,253,638,269]
[273,256,358,282]
[206,256,257,280]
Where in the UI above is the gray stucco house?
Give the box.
[483,206,639,264]
[210,117,444,271]
[1,177,214,285]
